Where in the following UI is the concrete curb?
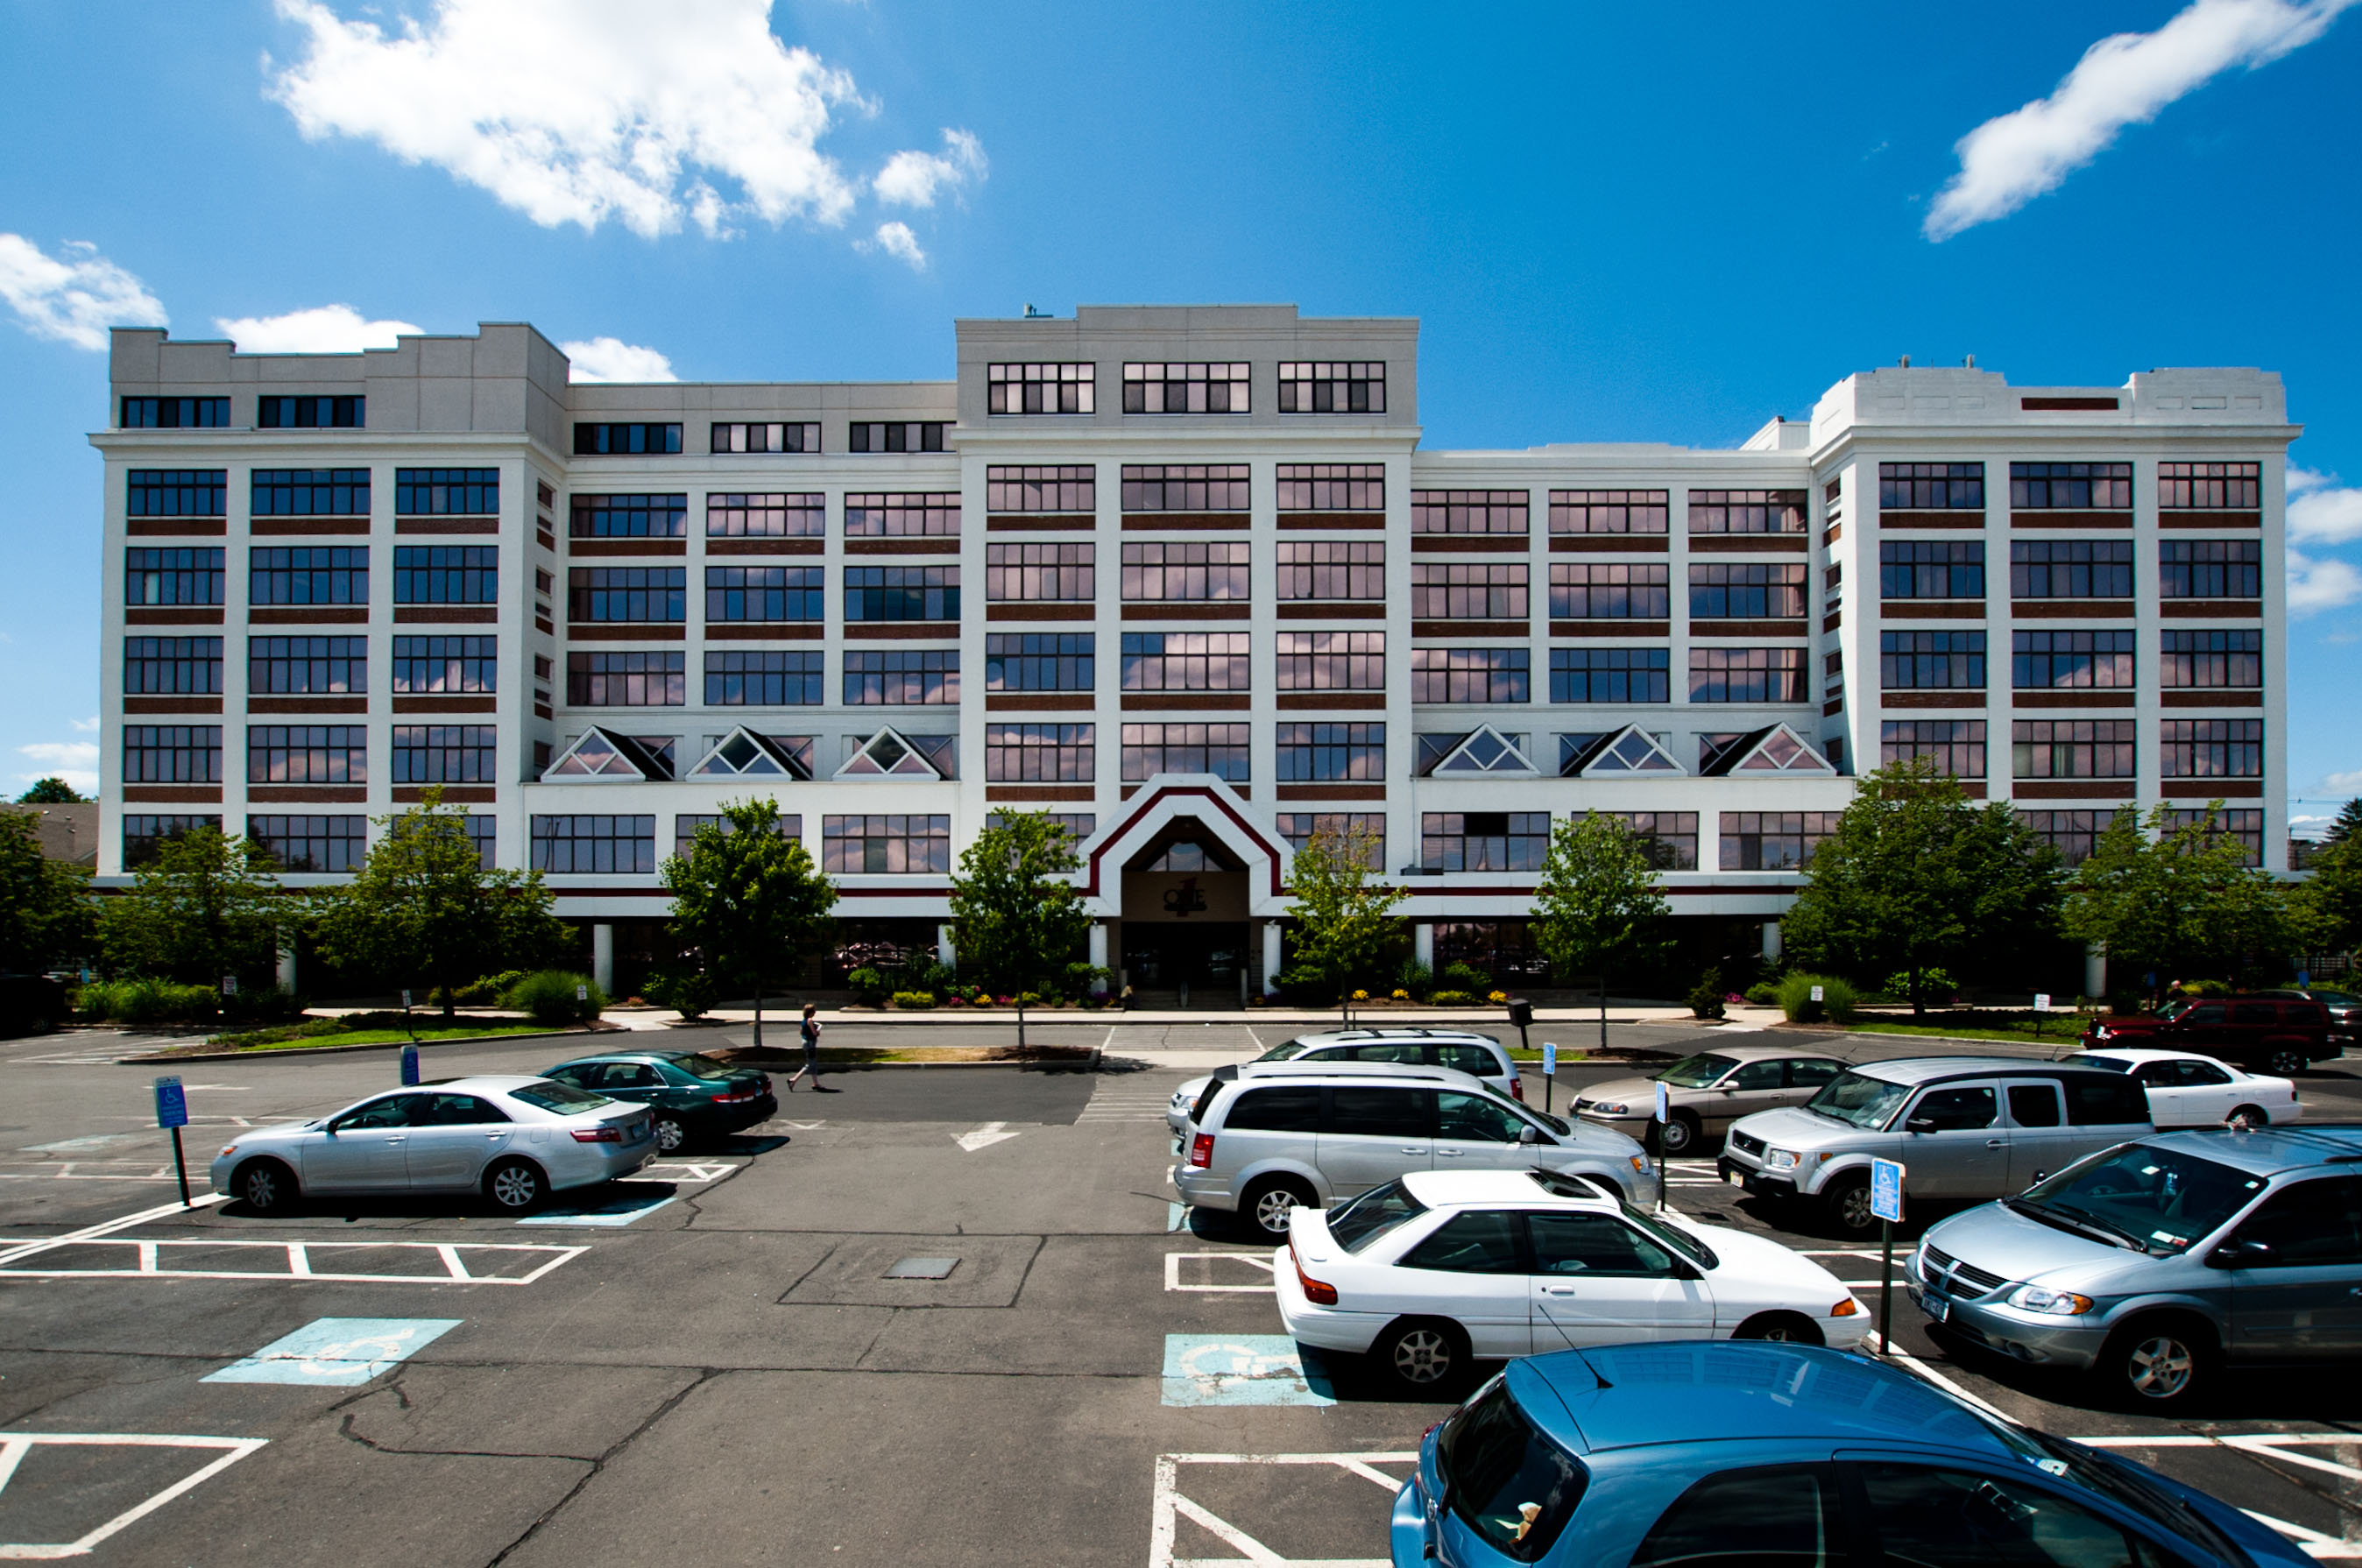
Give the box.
[119,1026,613,1064]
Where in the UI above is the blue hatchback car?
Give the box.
[1390,1341,2306,1568]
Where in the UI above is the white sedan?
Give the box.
[1276,1169,1866,1393]
[2062,1049,2302,1127]
[210,1075,655,1215]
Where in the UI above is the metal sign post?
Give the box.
[1870,1157,1906,1353]
[2033,992,2050,1041]
[1542,1042,1558,1115]
[1654,1080,1670,1211]
[153,1076,191,1207]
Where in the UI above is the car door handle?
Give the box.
[1436,1149,1464,1158]
[384,1136,405,1145]
[1985,1139,2005,1148]
[1405,1146,1431,1155]
[1543,1285,1578,1295]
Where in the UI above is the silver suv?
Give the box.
[1165,1028,1523,1135]
[1717,1056,2153,1234]
[1911,1125,2362,1408]
[1175,1063,1651,1238]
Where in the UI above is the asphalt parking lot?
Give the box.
[0,1018,2356,1565]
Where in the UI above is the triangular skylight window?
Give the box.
[690,727,812,780]
[836,727,942,780]
[1715,724,1835,776]
[541,727,651,781]
[1432,725,1538,776]
[1579,725,1684,777]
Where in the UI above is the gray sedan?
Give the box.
[1575,1045,1847,1155]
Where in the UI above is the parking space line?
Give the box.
[0,1234,588,1285]
[0,1193,226,1268]
[1164,1252,1276,1293]
[1150,1452,1415,1568]
[2232,1511,2362,1560]
[2076,1432,2362,1484]
[0,1432,268,1558]
[1861,1331,2013,1423]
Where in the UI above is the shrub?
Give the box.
[1064,961,1114,998]
[1743,980,1780,1006]
[1276,966,1333,1007]
[219,985,302,1026]
[500,971,607,1026]
[1879,968,1960,1006]
[208,1015,350,1049]
[846,966,888,1006]
[642,967,714,1020]
[1487,990,1509,1006]
[888,990,937,1010]
[74,978,221,1026]
[1777,972,1859,1026]
[1428,989,1478,1006]
[2178,978,2233,999]
[1687,966,1727,1020]
[1394,959,1434,999]
[1439,961,1492,996]
[1351,989,1370,1003]
[1391,988,1411,1001]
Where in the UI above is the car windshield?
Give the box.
[510,1080,613,1112]
[2313,989,2358,1005]
[1998,1427,2250,1564]
[661,1052,740,1081]
[1327,1179,1429,1254]
[2061,1054,2132,1074]
[1258,1040,1319,1062]
[1805,1070,1913,1130]
[2153,999,2195,1021]
[1657,1054,1739,1088]
[2012,1144,2266,1256]
[1622,1203,1716,1269]
[1439,1377,1589,1564]
[1485,1085,1566,1137]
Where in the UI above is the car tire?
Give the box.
[1657,1112,1701,1157]
[1825,1175,1877,1236]
[652,1114,690,1154]
[483,1157,548,1213]
[1241,1176,1317,1240]
[1731,1311,1824,1346]
[234,1157,299,1216]
[1373,1317,1468,1395]
[2225,1103,2269,1128]
[2097,1315,2214,1409]
[2262,1048,2307,1078]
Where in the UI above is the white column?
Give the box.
[2084,942,2107,1000]
[1262,921,1284,992]
[937,924,957,969]
[1413,922,1434,970]
[1088,922,1108,974]
[1761,922,1782,964]
[276,943,298,994]
[592,923,614,995]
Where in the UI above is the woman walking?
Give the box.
[788,1003,831,1092]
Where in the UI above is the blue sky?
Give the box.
[3,0,2358,824]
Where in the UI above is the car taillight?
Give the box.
[711,1087,759,1104]
[571,1125,623,1142]
[1187,1133,1214,1169]
[1509,1077,1525,1101]
[1291,1243,1339,1305]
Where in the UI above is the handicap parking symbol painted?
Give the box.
[202,1317,461,1386]
[515,1190,678,1227]
[1161,1334,1335,1407]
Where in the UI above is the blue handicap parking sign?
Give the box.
[152,1077,187,1130]
[1870,1158,1906,1224]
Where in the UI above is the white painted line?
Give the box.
[1164,1251,1277,1293]
[0,1193,225,1268]
[953,1121,1022,1152]
[0,1432,267,1558]
[1862,1331,2014,1423]
[2235,1511,2362,1559]
[1171,1494,1286,1564]
[0,1234,586,1285]
[1152,1452,1419,1568]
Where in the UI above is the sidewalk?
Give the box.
[625,1001,1748,1029]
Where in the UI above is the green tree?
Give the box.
[946,810,1092,1046]
[1285,822,1403,1017]
[2065,803,2293,986]
[1531,812,1672,1053]
[98,827,285,985]
[0,812,93,971]
[315,788,573,1018]
[16,777,86,804]
[1780,758,2065,1016]
[2326,798,2362,844]
[2294,831,2362,958]
[662,796,838,1048]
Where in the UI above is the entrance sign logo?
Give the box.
[1163,877,1207,916]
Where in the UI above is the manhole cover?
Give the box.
[883,1257,958,1280]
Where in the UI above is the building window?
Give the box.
[124,547,224,606]
[1420,812,1548,872]
[2010,540,2135,598]
[1276,463,1383,511]
[390,724,497,783]
[985,543,1094,601]
[1120,541,1250,601]
[1880,719,1986,778]
[707,492,824,538]
[985,632,1093,692]
[1549,648,1671,703]
[845,491,959,537]
[569,566,682,622]
[844,649,959,704]
[258,395,364,429]
[1276,722,1385,781]
[249,635,366,695]
[122,725,221,784]
[385,545,497,605]
[988,363,1095,414]
[847,421,951,453]
[2016,809,2125,868]
[1411,647,1529,703]
[2160,629,2261,689]
[392,635,496,694]
[127,470,227,518]
[532,815,658,874]
[1878,541,1984,599]
[1603,811,1699,871]
[121,397,228,428]
[1692,562,1809,617]
[843,565,958,622]
[706,565,824,622]
[121,814,223,867]
[1275,631,1384,691]
[251,468,369,516]
[987,464,1095,512]
[705,650,824,706]
[1412,489,1529,535]
[566,651,685,706]
[1879,631,1985,689]
[2012,630,2135,689]
[1276,540,1384,600]
[1548,490,1667,534]
[1120,723,1248,780]
[2160,540,2262,598]
[1689,490,1807,535]
[123,636,223,695]
[1411,563,1528,620]
[460,816,496,870]
[984,723,1095,782]
[248,724,365,784]
[2011,462,2132,510]
[1121,632,1250,692]
[2012,719,2136,779]
[1119,463,1251,512]
[1878,463,1984,510]
[1550,562,1669,619]
[573,422,682,456]
[710,421,819,455]
[395,468,498,515]
[1719,812,1842,871]
[1276,813,1384,867]
[251,546,368,605]
[570,493,686,539]
[1121,363,1248,414]
[1277,362,1385,413]
[822,815,951,874]
[2161,808,2265,865]
[1688,647,1807,703]
[2160,462,2260,511]
[2161,718,2263,778]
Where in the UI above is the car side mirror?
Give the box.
[1517,1126,1540,1146]
[1906,1117,1937,1134]
[2209,1239,2270,1269]
[1671,1260,1703,1282]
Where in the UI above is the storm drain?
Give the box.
[883,1256,959,1281]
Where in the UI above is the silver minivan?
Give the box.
[1164,1028,1524,1136]
[1174,1063,1652,1238]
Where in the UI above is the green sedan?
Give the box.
[538,1051,778,1154]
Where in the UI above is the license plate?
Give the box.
[1922,1293,1949,1324]
[627,1121,649,1142]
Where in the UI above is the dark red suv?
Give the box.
[2082,996,2337,1077]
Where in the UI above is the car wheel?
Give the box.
[1242,1177,1316,1240]
[1732,1311,1824,1346]
[2264,1048,2306,1077]
[235,1158,298,1216]
[1658,1112,1701,1156]
[2098,1317,2213,1409]
[1827,1176,1877,1236]
[484,1157,547,1213]
[2225,1103,2269,1128]
[1374,1318,1467,1394]
[653,1114,690,1154]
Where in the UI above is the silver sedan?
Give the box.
[210,1075,654,1215]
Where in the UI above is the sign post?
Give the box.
[152,1076,190,1207]
[2032,992,2050,1040]
[1870,1157,1906,1353]
[1653,1080,1669,1211]
[1541,1042,1558,1115]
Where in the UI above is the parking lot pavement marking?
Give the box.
[1161,1335,1336,1407]
[1165,1252,1278,1294]
[0,1432,268,1558]
[1080,1085,1181,1123]
[1168,1202,1188,1232]
[624,1160,739,1184]
[953,1121,1022,1152]
[2229,1513,2361,1560]
[0,1235,586,1284]
[1149,1452,1415,1568]
[201,1317,462,1386]
[0,1160,176,1183]
[0,1193,226,1269]
[21,1134,150,1155]
[515,1190,680,1227]
[1860,1331,2013,1423]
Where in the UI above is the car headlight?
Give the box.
[2007,1285,2095,1316]
[1595,1102,1629,1116]
[1766,1148,1800,1171]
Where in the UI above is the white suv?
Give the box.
[1165,1028,1524,1135]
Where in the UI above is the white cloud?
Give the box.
[18,741,99,795]
[2288,547,2362,616]
[1924,0,2358,241]
[265,0,869,238]
[2288,469,2362,544]
[2323,769,2362,793]
[0,234,167,350]
[215,303,421,354]
[561,336,677,383]
[873,129,987,208]
[70,715,98,733]
[863,221,926,270]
